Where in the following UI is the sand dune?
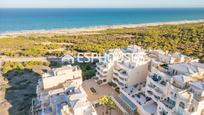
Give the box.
[1,19,204,38]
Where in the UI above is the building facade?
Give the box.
[95,46,204,115]
[95,45,150,89]
[32,65,97,115]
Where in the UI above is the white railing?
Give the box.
[110,96,129,115]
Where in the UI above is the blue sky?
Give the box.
[0,0,204,8]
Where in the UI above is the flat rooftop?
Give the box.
[169,63,204,75]
[42,65,81,77]
[52,65,79,73]
[82,79,118,102]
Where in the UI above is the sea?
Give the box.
[0,8,204,33]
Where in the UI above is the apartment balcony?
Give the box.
[95,72,100,78]
[151,66,173,78]
[117,61,134,71]
[177,91,194,109]
[179,92,192,102]
[146,88,162,103]
[121,82,145,97]
[113,67,120,75]
[113,73,127,85]
[96,72,106,78]
[119,71,128,79]
[96,62,103,66]
[113,67,128,79]
[193,94,204,102]
[112,77,125,87]
[96,67,101,72]
[146,90,157,102]
[168,83,183,96]
[171,81,189,91]
[112,79,121,88]
[146,85,163,99]
[96,62,108,70]
[99,70,107,77]
[146,76,167,99]
[96,66,107,75]
[133,92,152,106]
[160,97,176,111]
[113,66,128,82]
[155,89,163,97]
[147,74,167,90]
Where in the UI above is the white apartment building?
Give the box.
[94,45,151,115]
[144,62,204,115]
[95,48,123,85]
[100,48,204,115]
[36,65,82,94]
[32,65,97,115]
[32,86,97,115]
[175,81,204,115]
[95,45,150,88]
[148,49,198,64]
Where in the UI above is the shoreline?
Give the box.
[1,19,204,37]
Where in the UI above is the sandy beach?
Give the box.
[1,19,204,38]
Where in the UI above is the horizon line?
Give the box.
[1,7,204,9]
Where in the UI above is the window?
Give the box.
[179,102,185,109]
[191,107,194,112]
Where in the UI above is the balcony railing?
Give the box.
[97,62,108,70]
[97,67,107,76]
[146,83,163,98]
[96,72,106,78]
[151,66,173,78]
[118,61,134,71]
[148,74,168,90]
[113,73,127,84]
[162,98,176,110]
[113,67,128,79]
[113,77,125,87]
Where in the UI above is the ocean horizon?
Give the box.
[0,8,204,33]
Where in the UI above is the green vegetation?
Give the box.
[98,96,116,114]
[2,61,50,74]
[0,61,96,115]
[1,43,66,57]
[4,68,40,115]
[49,61,63,68]
[0,23,203,62]
[72,62,96,80]
[2,61,96,80]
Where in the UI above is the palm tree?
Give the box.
[99,96,116,115]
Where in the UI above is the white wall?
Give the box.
[128,62,149,86]
[42,70,82,89]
